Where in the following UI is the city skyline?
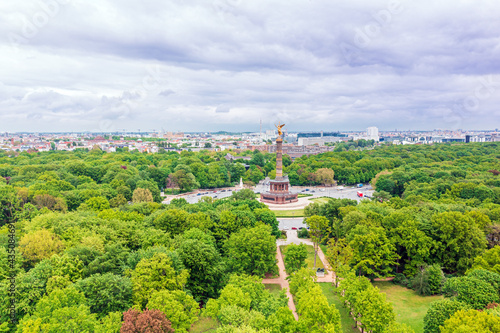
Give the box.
[1,1,499,132]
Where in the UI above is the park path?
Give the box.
[262,230,337,321]
[262,244,298,320]
[278,230,336,283]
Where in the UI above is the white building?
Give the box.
[297,136,343,146]
[367,127,379,141]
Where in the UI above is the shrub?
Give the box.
[426,264,446,295]
[392,273,410,287]
[443,276,499,309]
[466,268,500,291]
[423,299,470,333]
[440,309,500,333]
[411,264,445,296]
[297,228,309,239]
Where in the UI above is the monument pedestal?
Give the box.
[260,176,298,204]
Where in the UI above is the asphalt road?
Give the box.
[163,189,234,204]
[277,217,307,230]
[164,184,374,204]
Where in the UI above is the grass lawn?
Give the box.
[189,316,218,332]
[318,283,359,333]
[319,243,328,257]
[273,209,304,217]
[309,197,331,204]
[264,283,282,296]
[297,193,314,198]
[280,244,324,270]
[372,281,444,333]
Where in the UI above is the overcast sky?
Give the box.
[1,0,499,133]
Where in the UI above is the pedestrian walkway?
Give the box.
[262,230,337,321]
[262,245,298,320]
[277,230,336,283]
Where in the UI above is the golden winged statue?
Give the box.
[275,122,285,136]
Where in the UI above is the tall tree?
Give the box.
[356,286,395,333]
[177,238,225,301]
[19,229,65,266]
[314,168,335,186]
[75,273,133,317]
[431,212,487,273]
[326,238,353,287]
[296,284,341,333]
[147,290,199,333]
[283,243,308,274]
[121,308,174,333]
[224,224,277,277]
[305,215,329,268]
[132,188,153,203]
[129,253,189,308]
[348,226,399,278]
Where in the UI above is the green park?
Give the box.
[0,142,499,332]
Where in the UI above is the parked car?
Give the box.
[292,227,297,230]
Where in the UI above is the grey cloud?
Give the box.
[159,89,175,97]
[0,0,499,132]
[215,105,231,113]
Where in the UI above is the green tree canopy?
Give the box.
[224,224,277,277]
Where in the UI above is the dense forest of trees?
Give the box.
[306,142,500,332]
[0,142,499,332]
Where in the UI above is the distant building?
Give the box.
[224,153,252,161]
[367,127,379,141]
[297,131,346,138]
[297,137,343,146]
[163,132,184,139]
[466,135,486,143]
[266,129,276,136]
[442,138,465,143]
[297,131,347,146]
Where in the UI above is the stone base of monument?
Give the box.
[260,176,298,204]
